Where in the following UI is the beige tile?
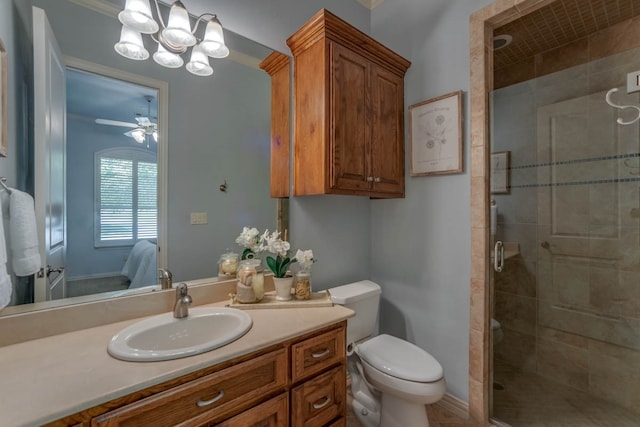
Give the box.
[537,326,588,349]
[536,38,589,78]
[469,328,486,383]
[494,327,537,372]
[589,16,640,62]
[494,255,536,298]
[470,278,487,333]
[494,57,535,89]
[494,291,536,336]
[537,337,589,390]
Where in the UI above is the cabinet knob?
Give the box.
[374,177,381,183]
[366,176,374,182]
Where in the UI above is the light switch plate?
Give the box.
[190,212,208,225]
[627,71,640,93]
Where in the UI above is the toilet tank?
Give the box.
[329,280,381,345]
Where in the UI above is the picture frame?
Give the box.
[409,90,463,176]
[0,38,6,157]
[491,151,510,194]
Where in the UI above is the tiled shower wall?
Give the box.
[491,42,640,413]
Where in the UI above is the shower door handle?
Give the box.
[494,241,504,273]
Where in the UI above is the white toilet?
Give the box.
[329,280,446,427]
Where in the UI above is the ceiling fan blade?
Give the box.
[95,118,138,128]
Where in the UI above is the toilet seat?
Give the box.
[355,334,443,382]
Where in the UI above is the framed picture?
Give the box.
[409,90,463,176]
[0,38,6,157]
[491,151,510,194]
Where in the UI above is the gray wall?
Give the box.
[368,0,494,401]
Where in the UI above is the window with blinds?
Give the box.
[95,148,157,246]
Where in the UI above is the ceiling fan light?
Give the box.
[129,128,146,143]
[163,1,196,47]
[114,25,149,61]
[153,43,184,68]
[186,44,213,76]
[118,0,158,34]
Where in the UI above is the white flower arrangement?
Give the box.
[294,249,316,271]
[235,227,316,278]
[235,226,262,259]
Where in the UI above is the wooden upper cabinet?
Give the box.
[287,9,410,198]
[259,52,291,198]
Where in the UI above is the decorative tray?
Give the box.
[226,290,333,309]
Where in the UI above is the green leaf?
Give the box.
[241,248,254,260]
[266,256,277,274]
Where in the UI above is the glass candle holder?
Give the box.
[294,270,312,300]
[236,259,264,303]
[218,251,239,279]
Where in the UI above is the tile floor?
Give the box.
[492,361,640,426]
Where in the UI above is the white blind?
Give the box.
[96,149,157,246]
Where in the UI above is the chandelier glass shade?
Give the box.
[115,0,229,76]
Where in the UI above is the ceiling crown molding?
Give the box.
[356,0,385,10]
[66,0,119,18]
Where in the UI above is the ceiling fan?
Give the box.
[95,95,158,145]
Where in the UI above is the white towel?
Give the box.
[9,189,41,276]
[0,195,12,309]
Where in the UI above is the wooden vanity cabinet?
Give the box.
[286,9,411,198]
[47,322,347,427]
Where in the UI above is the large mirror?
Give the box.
[0,0,285,316]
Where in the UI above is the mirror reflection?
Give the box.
[0,0,283,316]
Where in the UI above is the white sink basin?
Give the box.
[107,307,253,362]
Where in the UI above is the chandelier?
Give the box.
[114,0,230,76]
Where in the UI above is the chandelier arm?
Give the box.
[152,0,167,29]
[192,13,217,34]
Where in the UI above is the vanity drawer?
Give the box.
[213,392,288,427]
[92,349,287,427]
[291,365,345,427]
[291,327,345,382]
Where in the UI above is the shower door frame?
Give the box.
[468,0,557,424]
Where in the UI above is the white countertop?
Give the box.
[0,301,354,427]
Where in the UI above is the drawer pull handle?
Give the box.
[196,390,224,407]
[311,348,331,358]
[313,396,331,410]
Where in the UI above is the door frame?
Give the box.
[65,56,169,271]
[468,0,555,424]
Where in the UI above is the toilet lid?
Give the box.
[355,334,443,382]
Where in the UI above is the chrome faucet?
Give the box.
[174,283,192,319]
[158,268,173,289]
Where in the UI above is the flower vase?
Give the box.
[273,277,293,301]
[294,269,312,300]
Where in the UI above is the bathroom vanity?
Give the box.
[0,300,353,427]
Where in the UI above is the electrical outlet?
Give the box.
[627,71,640,93]
[190,212,208,225]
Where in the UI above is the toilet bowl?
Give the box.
[329,280,446,427]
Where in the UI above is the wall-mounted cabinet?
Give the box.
[260,52,291,198]
[287,9,411,198]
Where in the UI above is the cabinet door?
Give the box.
[330,42,372,193]
[370,65,405,197]
[214,393,288,427]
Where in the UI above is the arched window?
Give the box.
[94,147,157,246]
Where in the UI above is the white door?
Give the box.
[33,7,66,302]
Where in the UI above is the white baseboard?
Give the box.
[435,393,469,420]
